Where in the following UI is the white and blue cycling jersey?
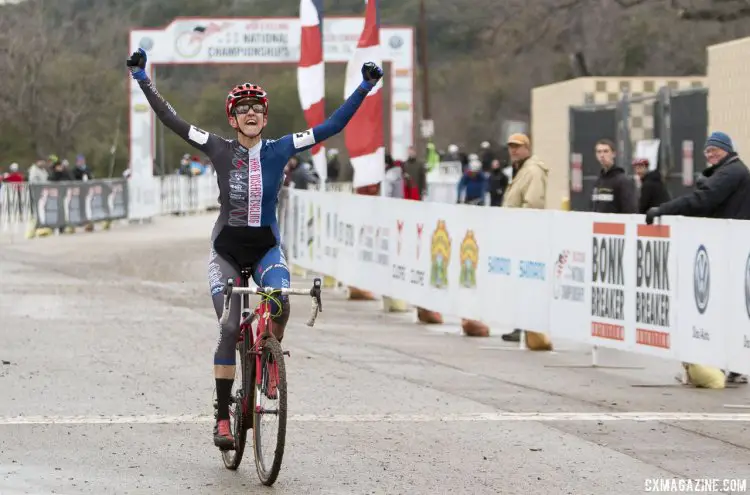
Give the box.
[136,76,374,244]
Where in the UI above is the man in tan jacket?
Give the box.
[500,134,551,348]
[502,133,548,209]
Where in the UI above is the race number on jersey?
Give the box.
[292,129,316,149]
[188,125,210,145]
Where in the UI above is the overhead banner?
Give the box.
[129,17,414,183]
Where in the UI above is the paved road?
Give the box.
[1,215,750,495]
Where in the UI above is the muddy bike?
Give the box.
[214,270,322,486]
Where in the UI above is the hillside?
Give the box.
[1,0,750,176]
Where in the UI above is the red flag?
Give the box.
[344,0,384,189]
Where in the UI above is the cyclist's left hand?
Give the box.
[361,62,383,84]
[126,48,148,80]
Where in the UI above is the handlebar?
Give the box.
[219,277,323,328]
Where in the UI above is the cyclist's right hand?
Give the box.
[126,48,148,80]
[361,62,383,84]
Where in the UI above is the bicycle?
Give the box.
[214,268,322,486]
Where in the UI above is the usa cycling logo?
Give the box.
[693,245,710,314]
[745,253,750,319]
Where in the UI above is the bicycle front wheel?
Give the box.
[221,330,250,470]
[253,336,287,486]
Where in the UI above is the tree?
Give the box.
[0,0,125,161]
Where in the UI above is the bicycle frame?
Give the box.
[232,275,321,417]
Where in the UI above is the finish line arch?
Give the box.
[128,16,415,185]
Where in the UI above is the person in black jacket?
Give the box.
[488,158,509,206]
[646,132,750,222]
[633,158,670,213]
[647,131,749,384]
[590,139,637,213]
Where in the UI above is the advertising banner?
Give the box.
[284,188,750,375]
[632,221,677,359]
[724,219,750,375]
[674,217,729,370]
[29,180,129,229]
[548,211,594,345]
[588,216,635,351]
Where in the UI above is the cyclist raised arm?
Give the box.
[126,48,383,450]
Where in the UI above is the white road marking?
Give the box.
[2,412,750,425]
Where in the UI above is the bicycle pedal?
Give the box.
[283,350,290,357]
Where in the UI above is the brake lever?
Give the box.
[312,277,323,312]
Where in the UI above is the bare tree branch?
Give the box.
[670,0,750,21]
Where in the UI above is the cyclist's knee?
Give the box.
[269,296,289,342]
[271,296,290,327]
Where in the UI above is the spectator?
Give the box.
[500,133,551,349]
[590,139,637,213]
[287,155,318,189]
[456,157,488,205]
[488,159,508,206]
[189,155,205,176]
[383,154,404,199]
[444,144,467,171]
[647,131,749,385]
[28,160,48,183]
[647,131,750,223]
[633,158,669,213]
[3,163,24,183]
[402,145,426,200]
[48,160,71,181]
[326,149,341,182]
[501,133,548,209]
[73,154,93,181]
[178,154,191,175]
[479,140,495,172]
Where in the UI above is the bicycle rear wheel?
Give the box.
[253,336,287,486]
[221,327,250,470]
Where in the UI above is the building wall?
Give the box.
[532,76,705,210]
[707,37,750,156]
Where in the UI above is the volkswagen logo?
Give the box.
[389,35,404,49]
[138,37,154,51]
[693,245,710,314]
[745,253,750,319]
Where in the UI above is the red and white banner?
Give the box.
[297,0,327,181]
[344,0,385,189]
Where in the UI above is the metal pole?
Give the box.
[419,0,430,121]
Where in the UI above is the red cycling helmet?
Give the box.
[225,83,268,120]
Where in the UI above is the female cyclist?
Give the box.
[126,48,383,449]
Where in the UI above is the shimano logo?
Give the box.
[519,260,545,281]
[488,256,511,275]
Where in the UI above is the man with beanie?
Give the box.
[646,131,750,223]
[646,131,750,385]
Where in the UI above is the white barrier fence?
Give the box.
[284,188,750,376]
[0,175,355,238]
[0,183,32,237]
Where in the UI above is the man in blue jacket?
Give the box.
[456,157,488,205]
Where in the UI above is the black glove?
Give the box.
[361,62,383,84]
[126,48,148,80]
[645,207,661,225]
